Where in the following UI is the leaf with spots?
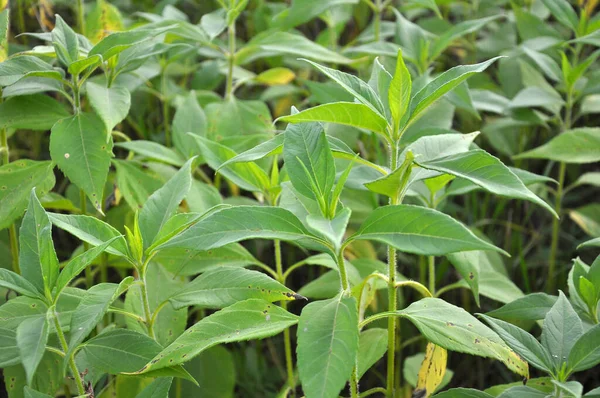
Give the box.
[0,160,55,231]
[415,343,448,398]
[85,0,124,44]
[134,299,298,373]
[50,113,114,213]
[297,295,359,398]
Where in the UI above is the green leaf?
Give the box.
[568,324,600,372]
[157,206,323,252]
[172,91,206,159]
[272,0,359,29]
[407,57,502,128]
[54,237,120,298]
[416,149,557,217]
[283,119,335,206]
[89,25,174,61]
[0,327,19,367]
[0,95,70,130]
[357,328,388,379]
[306,208,352,249]
[301,59,385,115]
[50,113,113,212]
[113,160,163,211]
[479,314,553,373]
[135,299,298,373]
[552,381,583,398]
[541,292,583,370]
[394,298,529,377]
[23,386,54,398]
[139,157,195,249]
[175,346,235,398]
[16,316,49,384]
[364,151,414,199]
[433,388,494,398]
[297,296,359,398]
[86,81,131,133]
[115,141,186,167]
[578,237,600,249]
[135,377,173,398]
[514,128,600,164]
[68,54,103,76]
[19,190,59,297]
[0,56,62,86]
[389,50,412,135]
[486,293,557,321]
[0,269,43,299]
[217,134,283,170]
[48,213,130,257]
[52,15,79,67]
[278,102,389,137]
[0,160,55,230]
[430,16,502,61]
[86,0,125,44]
[541,0,579,32]
[167,266,303,309]
[350,205,506,256]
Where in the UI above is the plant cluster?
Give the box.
[0,0,599,397]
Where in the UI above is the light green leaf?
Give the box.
[217,134,283,170]
[486,293,557,322]
[19,190,59,297]
[174,346,235,398]
[86,81,131,133]
[350,205,506,256]
[0,160,55,231]
[0,269,43,300]
[357,328,388,379]
[167,266,303,309]
[514,128,600,164]
[173,91,206,158]
[306,208,352,249]
[364,151,414,199]
[135,299,298,372]
[416,149,557,217]
[0,95,70,130]
[135,377,172,398]
[68,54,103,76]
[16,316,49,384]
[0,327,19,368]
[50,112,113,212]
[0,56,62,86]
[297,296,359,398]
[52,15,79,67]
[115,140,186,166]
[568,324,600,372]
[541,0,579,32]
[389,50,412,134]
[578,237,600,249]
[23,386,54,398]
[89,25,174,61]
[430,16,502,61]
[434,388,494,398]
[113,160,163,210]
[541,292,583,370]
[48,213,130,257]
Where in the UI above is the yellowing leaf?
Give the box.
[255,67,296,85]
[415,343,448,397]
[86,0,125,43]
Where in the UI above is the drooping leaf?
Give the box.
[297,295,359,398]
[175,346,235,398]
[415,343,448,398]
[50,113,113,212]
[86,81,131,133]
[514,128,600,164]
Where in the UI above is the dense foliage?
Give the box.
[0,0,599,397]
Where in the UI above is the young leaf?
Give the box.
[52,15,80,67]
[479,314,553,373]
[416,149,557,217]
[0,160,55,230]
[541,292,583,370]
[567,324,600,372]
[166,266,303,309]
[389,50,412,135]
[135,299,298,372]
[306,208,352,250]
[19,190,59,297]
[86,81,131,133]
[50,113,113,212]
[138,157,195,249]
[16,316,49,384]
[297,295,359,398]
[350,205,507,256]
[514,128,600,164]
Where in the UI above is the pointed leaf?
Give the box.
[541,292,583,370]
[568,324,600,372]
[173,92,206,158]
[541,0,579,32]
[16,316,49,384]
[87,81,131,133]
[52,15,79,67]
[115,140,186,166]
[0,55,61,86]
[486,293,557,321]
[0,269,43,299]
[389,50,412,134]
[357,328,388,379]
[514,128,600,164]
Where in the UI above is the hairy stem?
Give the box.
[274,240,295,396]
[53,310,86,395]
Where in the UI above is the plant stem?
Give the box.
[373,0,382,42]
[161,66,171,147]
[337,250,350,291]
[428,256,436,295]
[274,240,295,397]
[350,366,359,398]
[547,161,565,293]
[225,20,236,99]
[53,310,86,395]
[76,0,85,35]
[140,272,155,339]
[79,189,93,287]
[17,0,27,44]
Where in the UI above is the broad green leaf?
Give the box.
[16,316,49,384]
[278,102,389,137]
[48,213,129,257]
[200,9,226,40]
[514,128,600,164]
[158,206,323,252]
[173,91,206,158]
[113,160,163,210]
[0,269,42,299]
[541,292,583,370]
[78,328,195,382]
[4,350,65,397]
[301,59,385,115]
[297,296,359,398]
[86,0,124,44]
[283,120,335,205]
[175,346,235,398]
[50,113,113,212]
[446,251,483,306]
[486,293,557,321]
[430,16,502,61]
[68,278,134,352]
[484,377,555,396]
[0,160,55,230]
[115,141,186,167]
[68,54,103,76]
[568,324,600,372]
[167,266,303,309]
[0,296,48,332]
[407,58,502,128]
[357,328,388,379]
[389,50,411,134]
[541,0,579,32]
[135,299,298,372]
[350,205,506,256]
[0,95,69,130]
[89,25,174,61]
[86,81,131,133]
[52,15,79,67]
[19,190,59,297]
[54,237,120,298]
[394,298,529,377]
[416,149,557,217]
[139,158,194,249]
[479,315,553,373]
[0,56,62,86]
